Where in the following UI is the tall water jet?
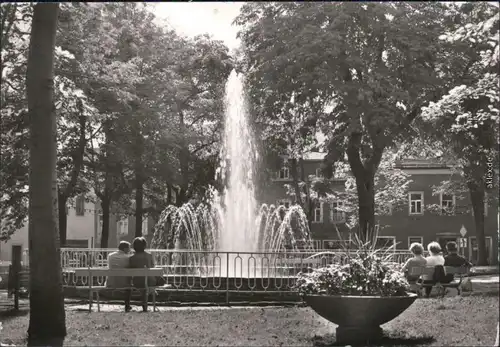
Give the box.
[216,70,259,252]
[151,70,314,260]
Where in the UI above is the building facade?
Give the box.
[0,195,96,262]
[0,191,165,261]
[264,154,499,265]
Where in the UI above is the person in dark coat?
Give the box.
[444,241,472,267]
[128,237,156,311]
[443,241,472,283]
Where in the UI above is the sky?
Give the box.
[151,1,499,49]
[152,2,243,50]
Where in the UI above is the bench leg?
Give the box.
[96,291,100,312]
[436,285,445,298]
[153,291,157,312]
[89,289,93,313]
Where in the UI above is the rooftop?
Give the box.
[395,158,453,169]
[302,152,326,161]
[298,153,454,168]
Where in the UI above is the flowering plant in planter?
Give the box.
[294,233,410,297]
[295,252,410,296]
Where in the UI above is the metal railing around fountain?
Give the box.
[16,247,423,303]
[54,248,419,294]
[54,247,419,270]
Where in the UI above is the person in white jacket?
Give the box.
[422,242,445,297]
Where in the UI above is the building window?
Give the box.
[142,216,149,236]
[312,202,323,223]
[75,194,85,216]
[375,236,396,249]
[330,200,345,223]
[315,168,323,178]
[277,199,291,208]
[440,193,455,214]
[278,166,290,180]
[408,192,424,215]
[98,212,103,233]
[408,236,423,248]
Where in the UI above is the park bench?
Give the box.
[74,267,164,312]
[409,266,470,297]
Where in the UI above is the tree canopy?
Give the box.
[235,2,464,238]
[0,3,232,244]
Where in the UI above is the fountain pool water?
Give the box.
[150,70,313,277]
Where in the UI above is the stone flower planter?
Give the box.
[304,293,417,345]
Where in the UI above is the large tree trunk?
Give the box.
[57,194,67,246]
[354,173,376,241]
[134,171,144,238]
[347,132,383,243]
[99,120,114,248]
[100,196,111,248]
[290,157,314,231]
[468,180,489,265]
[299,158,314,228]
[26,3,66,345]
[290,158,303,206]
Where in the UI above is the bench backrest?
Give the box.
[409,266,469,277]
[73,267,164,278]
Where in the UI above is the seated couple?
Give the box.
[106,237,156,312]
[402,241,472,297]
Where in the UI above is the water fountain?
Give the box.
[150,70,313,277]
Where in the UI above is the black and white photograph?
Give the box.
[0,2,499,346]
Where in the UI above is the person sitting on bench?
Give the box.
[443,241,472,283]
[421,241,445,297]
[106,241,132,312]
[402,242,427,287]
[129,237,156,312]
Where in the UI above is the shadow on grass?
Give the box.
[313,332,435,347]
[0,308,29,322]
[464,291,499,297]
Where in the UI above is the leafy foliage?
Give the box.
[421,6,499,171]
[1,4,33,240]
[1,3,232,243]
[416,4,499,264]
[294,238,409,297]
[235,2,458,238]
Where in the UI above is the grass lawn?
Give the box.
[1,295,498,346]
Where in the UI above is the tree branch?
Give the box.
[190,139,217,155]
